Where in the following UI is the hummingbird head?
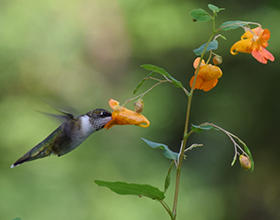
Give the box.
[86,108,112,131]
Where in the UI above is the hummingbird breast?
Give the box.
[79,115,96,137]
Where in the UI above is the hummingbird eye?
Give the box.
[99,111,111,117]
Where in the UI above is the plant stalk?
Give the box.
[171,29,216,219]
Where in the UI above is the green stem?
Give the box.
[159,200,173,219]
[123,79,169,106]
[171,30,216,219]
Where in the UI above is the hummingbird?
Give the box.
[11,108,112,168]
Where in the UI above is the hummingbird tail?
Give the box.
[11,156,31,168]
[11,145,53,168]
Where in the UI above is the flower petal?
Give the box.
[241,27,263,40]
[251,48,267,64]
[193,57,205,69]
[109,99,121,110]
[261,29,270,41]
[252,47,275,64]
[261,48,275,62]
[230,39,253,55]
[201,78,218,92]
[200,65,222,81]
[117,108,150,126]
[253,27,264,36]
[189,75,204,90]
[103,118,117,129]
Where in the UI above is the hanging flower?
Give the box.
[104,99,150,130]
[189,58,223,92]
[230,27,274,64]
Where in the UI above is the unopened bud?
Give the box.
[134,99,144,113]
[213,55,223,65]
[239,155,251,170]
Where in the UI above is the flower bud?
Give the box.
[213,55,223,65]
[239,155,251,170]
[134,99,144,113]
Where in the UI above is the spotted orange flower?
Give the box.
[104,99,150,130]
[189,58,223,92]
[230,27,274,64]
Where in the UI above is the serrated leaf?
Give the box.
[164,162,174,193]
[208,4,225,13]
[95,180,165,200]
[142,138,178,160]
[220,20,250,31]
[141,64,183,89]
[193,40,218,56]
[243,145,254,172]
[190,9,211,22]
[191,124,217,133]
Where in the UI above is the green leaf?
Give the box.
[231,153,238,167]
[193,40,218,56]
[133,71,155,94]
[164,162,174,193]
[243,145,254,172]
[13,218,21,220]
[141,64,183,89]
[208,4,225,13]
[133,78,146,94]
[142,138,178,160]
[190,9,211,22]
[220,20,250,31]
[191,124,218,133]
[95,180,165,200]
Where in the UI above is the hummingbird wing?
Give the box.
[36,108,74,123]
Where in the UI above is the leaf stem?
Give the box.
[124,76,189,106]
[123,79,169,106]
[159,200,173,219]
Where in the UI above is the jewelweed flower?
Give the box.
[104,99,150,130]
[230,27,274,64]
[189,58,223,92]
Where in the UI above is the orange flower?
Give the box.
[104,99,150,130]
[189,58,223,92]
[230,27,274,64]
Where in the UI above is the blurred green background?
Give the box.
[1,0,279,219]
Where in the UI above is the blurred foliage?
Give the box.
[1,0,280,220]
